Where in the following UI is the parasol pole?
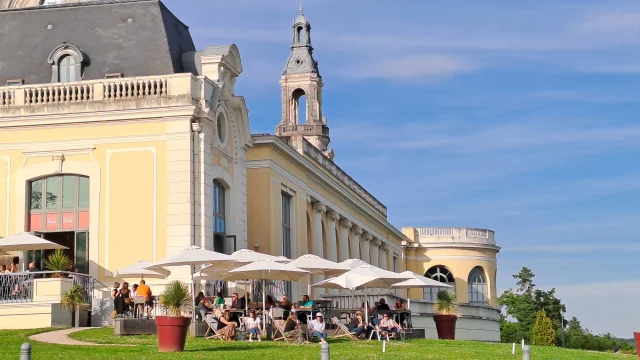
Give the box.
[308,273,311,299]
[262,279,266,331]
[364,284,368,324]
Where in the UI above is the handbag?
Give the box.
[111,310,118,319]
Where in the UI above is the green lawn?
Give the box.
[0,327,631,360]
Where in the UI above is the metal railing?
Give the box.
[0,271,93,305]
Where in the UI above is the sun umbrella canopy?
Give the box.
[312,264,411,290]
[223,260,309,282]
[0,232,67,251]
[145,246,236,272]
[391,271,453,289]
[288,254,350,276]
[230,249,291,263]
[113,260,169,279]
[340,258,368,269]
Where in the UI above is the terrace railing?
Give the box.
[0,271,94,305]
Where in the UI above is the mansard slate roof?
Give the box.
[0,0,196,85]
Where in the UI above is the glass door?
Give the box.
[75,231,88,274]
[25,232,45,271]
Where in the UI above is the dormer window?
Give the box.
[48,42,88,83]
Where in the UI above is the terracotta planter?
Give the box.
[634,332,640,359]
[156,316,191,352]
[434,315,457,340]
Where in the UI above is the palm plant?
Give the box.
[61,284,85,327]
[435,290,458,316]
[159,281,191,317]
[43,249,72,277]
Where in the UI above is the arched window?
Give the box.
[296,26,305,43]
[292,88,307,124]
[216,112,227,144]
[424,266,455,301]
[48,42,86,83]
[58,55,76,82]
[468,267,488,305]
[213,180,226,254]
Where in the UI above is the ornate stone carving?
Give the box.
[312,201,326,213]
[352,225,362,235]
[52,153,64,173]
[339,218,352,229]
[372,238,381,246]
[363,233,372,242]
[328,210,339,221]
[380,243,388,252]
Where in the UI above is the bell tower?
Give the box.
[276,5,333,159]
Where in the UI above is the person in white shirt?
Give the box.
[310,312,327,343]
[245,310,261,342]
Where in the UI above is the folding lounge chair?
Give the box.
[331,317,358,340]
[368,324,390,341]
[391,320,406,341]
[204,317,225,340]
[272,318,293,343]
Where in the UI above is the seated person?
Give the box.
[279,295,292,318]
[348,311,372,338]
[379,313,399,339]
[213,309,237,341]
[230,292,245,309]
[214,291,225,307]
[265,295,276,310]
[377,298,390,311]
[245,310,261,342]
[283,313,308,344]
[310,312,327,343]
[297,294,313,324]
[195,291,213,320]
[136,280,153,319]
[394,298,407,326]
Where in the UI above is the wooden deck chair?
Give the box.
[390,320,406,341]
[204,317,225,340]
[331,317,357,340]
[271,318,292,343]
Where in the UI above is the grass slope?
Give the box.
[0,328,630,360]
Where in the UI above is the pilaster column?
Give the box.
[350,225,362,260]
[370,238,380,267]
[379,243,388,270]
[338,218,352,262]
[311,201,326,298]
[361,233,372,264]
[326,210,339,263]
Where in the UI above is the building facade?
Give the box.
[0,0,500,341]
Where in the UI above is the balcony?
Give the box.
[0,73,214,119]
[409,227,498,249]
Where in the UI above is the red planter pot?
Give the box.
[156,316,191,352]
[434,315,457,340]
[634,332,640,359]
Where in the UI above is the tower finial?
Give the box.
[299,1,303,15]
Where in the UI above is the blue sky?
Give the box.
[164,0,640,337]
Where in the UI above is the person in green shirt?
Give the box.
[299,294,313,308]
[214,292,225,307]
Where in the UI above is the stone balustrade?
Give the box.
[0,73,195,108]
[416,227,496,246]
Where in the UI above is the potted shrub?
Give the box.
[433,290,458,340]
[61,284,85,328]
[43,249,72,278]
[156,281,192,352]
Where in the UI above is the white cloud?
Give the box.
[343,54,477,81]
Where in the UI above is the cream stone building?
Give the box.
[0,0,500,341]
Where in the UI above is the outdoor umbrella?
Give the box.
[113,260,169,279]
[288,254,350,298]
[145,246,238,316]
[340,258,368,269]
[222,260,309,328]
[0,232,68,251]
[311,264,411,321]
[391,271,453,309]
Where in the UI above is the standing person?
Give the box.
[245,310,261,342]
[310,312,327,343]
[136,280,153,319]
[120,282,133,314]
[111,282,123,318]
[130,284,139,318]
[394,298,406,326]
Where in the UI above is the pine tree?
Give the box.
[531,310,556,346]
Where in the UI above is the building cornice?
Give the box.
[404,241,501,253]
